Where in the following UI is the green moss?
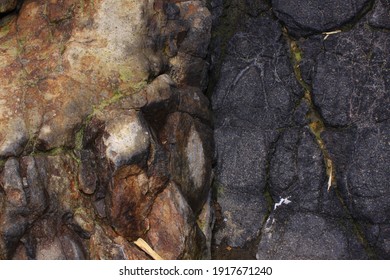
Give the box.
[211,179,225,198]
[0,159,5,170]
[87,90,124,121]
[0,24,10,38]
[69,150,81,165]
[30,146,68,157]
[284,32,336,190]
[119,68,133,84]
[74,127,84,151]
[130,80,147,92]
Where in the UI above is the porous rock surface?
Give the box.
[211,0,389,259]
[0,0,389,260]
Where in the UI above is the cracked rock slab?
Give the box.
[272,0,373,37]
[256,211,368,259]
[212,14,301,248]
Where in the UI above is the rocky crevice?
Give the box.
[211,0,389,259]
[283,25,377,259]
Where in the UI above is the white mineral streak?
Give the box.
[274,197,292,210]
[186,125,205,190]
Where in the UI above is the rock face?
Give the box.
[271,0,373,37]
[0,0,389,260]
[211,0,389,259]
[0,0,213,259]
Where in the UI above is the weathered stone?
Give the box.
[142,74,178,130]
[272,0,373,37]
[269,128,346,216]
[170,53,209,90]
[161,112,213,214]
[0,0,166,152]
[102,110,151,168]
[323,123,390,258]
[178,87,212,122]
[0,0,17,14]
[212,14,301,248]
[107,164,166,240]
[0,0,213,260]
[213,127,273,247]
[197,191,215,259]
[368,0,390,29]
[256,211,368,259]
[0,118,28,158]
[77,150,98,195]
[89,225,149,260]
[311,32,389,126]
[146,182,207,259]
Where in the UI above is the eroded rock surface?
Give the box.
[211,0,389,259]
[1,0,389,260]
[0,0,213,260]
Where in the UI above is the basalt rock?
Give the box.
[272,0,373,37]
[1,0,389,260]
[211,0,389,260]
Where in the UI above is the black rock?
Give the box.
[272,0,373,37]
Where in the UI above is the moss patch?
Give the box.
[284,31,336,191]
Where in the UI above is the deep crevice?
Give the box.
[282,24,377,259]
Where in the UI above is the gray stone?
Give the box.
[256,212,368,259]
[212,14,301,248]
[269,129,344,215]
[0,0,17,14]
[323,123,390,258]
[311,27,390,127]
[77,150,98,195]
[0,118,28,158]
[272,0,373,37]
[369,0,390,29]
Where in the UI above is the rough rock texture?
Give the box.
[0,0,213,259]
[0,0,17,14]
[1,0,389,260]
[272,0,373,37]
[211,0,389,259]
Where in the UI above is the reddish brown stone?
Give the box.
[107,164,168,240]
[146,182,206,259]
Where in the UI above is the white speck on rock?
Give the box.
[103,112,150,167]
[274,197,292,210]
[40,125,51,136]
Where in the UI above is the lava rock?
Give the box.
[256,211,368,259]
[270,128,347,217]
[368,0,390,29]
[212,14,301,248]
[272,0,373,37]
[311,25,390,127]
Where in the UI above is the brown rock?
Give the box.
[146,182,207,259]
[0,0,213,260]
[0,0,164,153]
[161,112,213,213]
[89,225,149,260]
[0,0,17,14]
